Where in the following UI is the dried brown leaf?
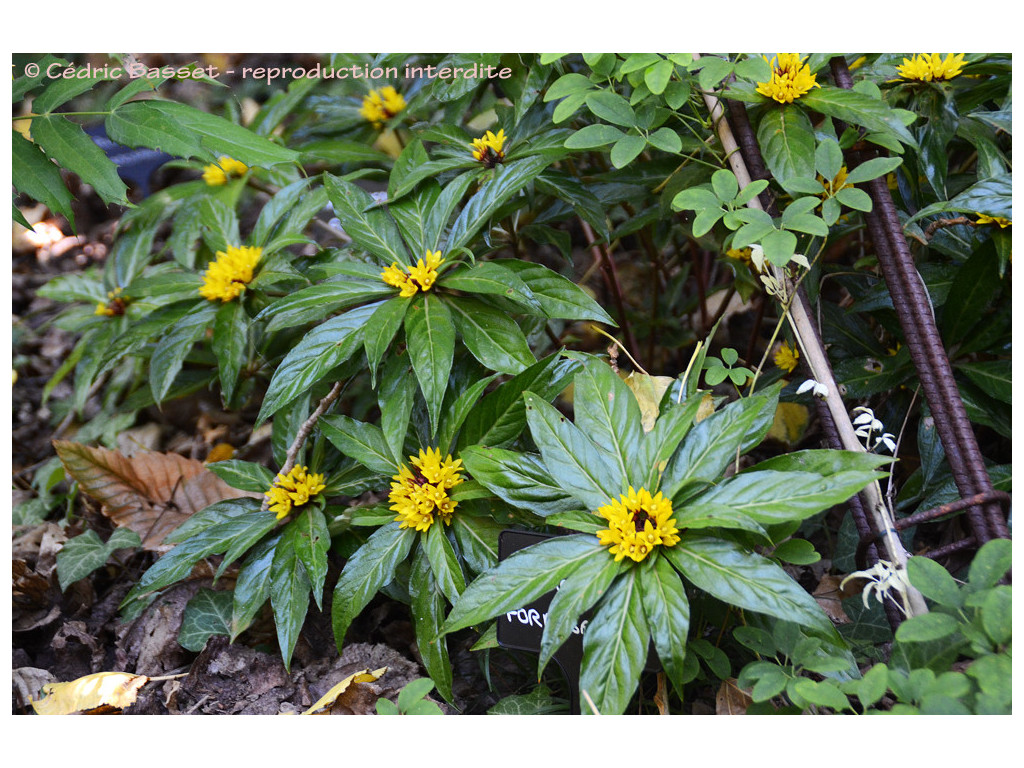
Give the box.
[299,667,387,715]
[54,441,260,551]
[31,671,149,714]
[715,678,753,715]
[813,574,852,624]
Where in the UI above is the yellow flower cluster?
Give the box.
[774,341,800,373]
[726,246,753,265]
[896,53,966,83]
[265,465,326,520]
[380,250,444,298]
[819,166,851,197]
[596,487,680,563]
[756,53,819,104]
[976,214,1011,228]
[360,86,407,128]
[95,287,127,317]
[199,245,262,302]
[202,156,249,186]
[389,448,465,532]
[471,129,507,167]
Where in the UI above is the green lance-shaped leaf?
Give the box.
[12,129,77,229]
[323,173,409,266]
[179,588,233,652]
[663,534,834,634]
[319,414,399,476]
[29,114,129,207]
[448,296,536,375]
[572,356,645,489]
[450,513,503,575]
[436,374,497,458]
[232,534,279,640]
[800,86,918,151]
[744,449,892,476]
[442,534,605,635]
[409,547,455,704]
[56,528,141,592]
[690,469,884,526]
[524,392,621,511]
[293,507,331,610]
[438,261,539,312]
[377,354,417,465]
[423,172,477,253]
[457,352,579,451]
[423,521,466,605]
[256,279,393,333]
[212,299,248,406]
[108,100,301,167]
[634,393,704,491]
[445,155,552,251]
[538,553,622,676]
[404,293,455,438]
[460,446,579,517]
[579,568,650,715]
[363,296,412,381]
[638,554,691,699]
[257,302,378,424]
[661,394,763,501]
[270,521,313,671]
[495,259,616,325]
[332,522,416,651]
[206,459,276,493]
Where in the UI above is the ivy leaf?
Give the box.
[56,528,141,592]
[179,588,233,651]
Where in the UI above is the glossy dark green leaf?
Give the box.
[638,554,690,698]
[323,174,409,266]
[206,459,275,493]
[292,507,330,610]
[907,174,1011,225]
[423,172,477,253]
[545,510,604,534]
[460,446,579,517]
[437,374,497,457]
[635,393,704,490]
[691,469,882,525]
[389,176,442,255]
[231,534,279,639]
[377,354,417,464]
[110,100,300,167]
[661,391,769,501]
[332,522,416,650]
[800,87,918,149]
[956,359,1011,404]
[409,547,454,703]
[438,262,539,311]
[539,553,621,675]
[270,522,312,670]
[744,449,891,476]
[30,115,129,206]
[524,392,620,510]
[405,293,455,437]
[423,521,466,604]
[150,303,217,406]
[212,299,247,406]
[579,568,648,715]
[257,302,377,423]
[363,296,411,379]
[257,278,388,332]
[320,415,399,475]
[941,249,1001,345]
[457,352,578,451]
[672,503,768,538]
[572,356,645,488]
[12,130,76,228]
[448,296,536,375]
[494,260,615,324]
[450,513,502,575]
[446,155,551,251]
[664,534,833,634]
[443,534,603,634]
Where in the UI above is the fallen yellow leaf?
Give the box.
[31,671,149,715]
[621,372,675,432]
[767,402,809,445]
[299,667,387,715]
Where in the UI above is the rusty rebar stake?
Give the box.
[830,56,1010,546]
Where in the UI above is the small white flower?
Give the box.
[877,433,897,453]
[840,560,910,615]
[797,378,829,398]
